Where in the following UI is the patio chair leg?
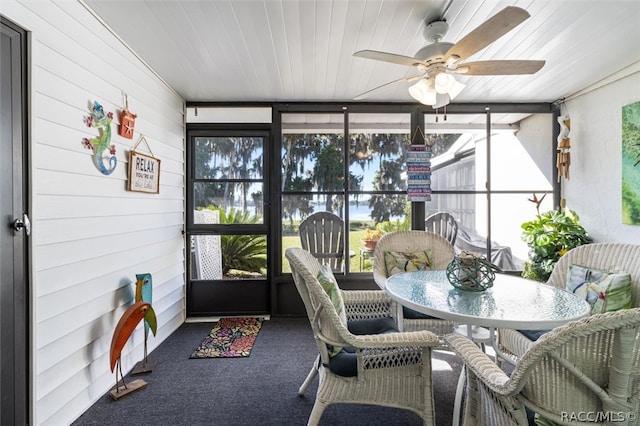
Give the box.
[308,399,328,426]
[298,354,320,396]
[452,366,465,426]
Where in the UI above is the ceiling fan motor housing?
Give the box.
[414,42,454,67]
[423,20,449,42]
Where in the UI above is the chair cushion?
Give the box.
[384,250,433,276]
[517,264,634,343]
[329,319,399,377]
[327,348,358,377]
[347,317,398,335]
[517,329,549,342]
[566,264,632,314]
[402,306,438,320]
[317,264,347,325]
[317,264,348,357]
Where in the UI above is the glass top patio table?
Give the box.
[385,270,591,330]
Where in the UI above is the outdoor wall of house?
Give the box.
[564,66,640,242]
[0,2,186,425]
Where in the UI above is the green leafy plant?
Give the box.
[202,206,267,275]
[521,209,592,282]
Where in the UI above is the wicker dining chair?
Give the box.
[285,247,439,426]
[498,243,640,364]
[372,230,456,338]
[446,308,640,426]
[425,211,459,246]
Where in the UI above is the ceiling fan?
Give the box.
[353,6,545,108]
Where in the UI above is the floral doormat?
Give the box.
[190,317,263,358]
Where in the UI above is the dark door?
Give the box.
[1,16,29,426]
[186,129,270,316]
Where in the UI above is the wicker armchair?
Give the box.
[372,230,456,337]
[285,247,439,426]
[498,243,640,363]
[446,308,640,426]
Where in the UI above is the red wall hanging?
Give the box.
[118,94,136,139]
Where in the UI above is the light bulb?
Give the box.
[409,79,437,106]
[435,73,455,94]
[447,79,466,100]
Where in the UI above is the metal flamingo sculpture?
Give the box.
[109,301,157,396]
[134,273,155,370]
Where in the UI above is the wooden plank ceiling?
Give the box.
[84,0,640,106]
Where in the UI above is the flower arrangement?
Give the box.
[363,228,382,241]
[362,228,382,249]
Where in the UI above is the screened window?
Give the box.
[280,112,411,273]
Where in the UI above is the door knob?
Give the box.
[12,214,31,236]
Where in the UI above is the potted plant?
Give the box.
[521,208,592,282]
[361,228,382,250]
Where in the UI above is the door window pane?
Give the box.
[194,136,263,180]
[193,135,264,224]
[190,233,267,280]
[194,182,264,222]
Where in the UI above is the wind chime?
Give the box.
[557,114,571,181]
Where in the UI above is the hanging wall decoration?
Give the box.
[406,126,432,202]
[556,114,571,181]
[118,94,137,139]
[622,100,640,225]
[128,135,161,194]
[82,100,117,175]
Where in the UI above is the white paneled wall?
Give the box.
[564,70,640,244]
[0,1,185,425]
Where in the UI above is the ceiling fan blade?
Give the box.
[354,50,425,68]
[354,75,422,100]
[444,6,530,63]
[455,60,545,75]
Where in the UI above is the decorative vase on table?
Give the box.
[446,251,499,292]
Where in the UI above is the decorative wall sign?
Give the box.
[118,94,136,139]
[82,100,117,175]
[622,100,640,225]
[406,145,432,201]
[128,136,161,194]
[406,127,432,202]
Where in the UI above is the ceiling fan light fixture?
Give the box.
[447,79,466,100]
[409,78,437,106]
[434,93,451,109]
[434,72,455,94]
[353,7,546,105]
